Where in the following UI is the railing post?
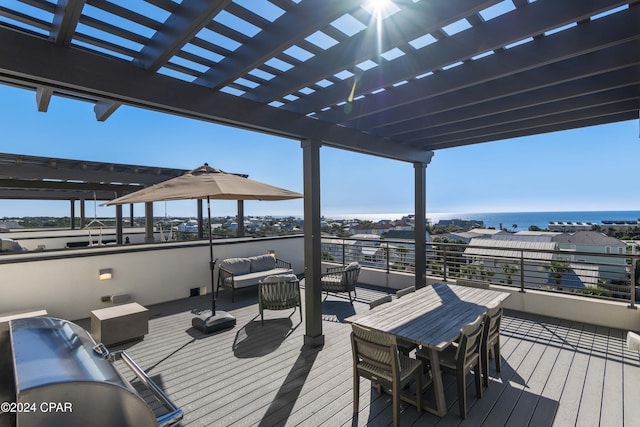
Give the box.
[519,251,525,293]
[629,257,637,309]
[443,245,448,282]
[342,241,346,266]
[386,243,390,274]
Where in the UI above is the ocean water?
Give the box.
[331,211,640,231]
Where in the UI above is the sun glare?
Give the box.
[364,0,398,19]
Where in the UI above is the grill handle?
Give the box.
[94,345,183,427]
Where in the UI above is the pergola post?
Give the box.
[129,204,134,228]
[302,138,324,348]
[115,204,123,244]
[70,199,75,229]
[80,198,86,228]
[197,199,204,240]
[237,200,245,237]
[144,202,154,243]
[414,161,427,289]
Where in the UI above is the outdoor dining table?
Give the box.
[345,282,510,417]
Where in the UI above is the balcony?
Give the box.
[1,234,640,424]
[61,283,638,426]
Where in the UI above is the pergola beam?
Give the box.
[194,0,363,90]
[248,0,496,103]
[36,86,53,112]
[134,0,232,72]
[314,5,640,125]
[0,27,432,164]
[51,0,86,46]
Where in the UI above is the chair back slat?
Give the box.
[484,305,503,341]
[396,286,416,298]
[457,315,484,368]
[369,295,392,309]
[352,324,397,367]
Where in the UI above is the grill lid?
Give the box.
[10,317,130,393]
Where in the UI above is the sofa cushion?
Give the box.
[249,254,276,272]
[232,268,292,288]
[220,257,251,275]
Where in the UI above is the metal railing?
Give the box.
[321,237,640,308]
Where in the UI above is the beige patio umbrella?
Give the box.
[105,163,303,333]
[106,163,303,204]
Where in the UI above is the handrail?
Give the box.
[321,236,640,307]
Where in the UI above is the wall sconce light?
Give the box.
[99,268,113,281]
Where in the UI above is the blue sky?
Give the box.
[0,84,638,220]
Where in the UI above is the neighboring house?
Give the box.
[348,223,393,236]
[464,238,557,288]
[383,229,434,267]
[321,234,383,266]
[552,231,628,282]
[446,228,507,243]
[383,229,432,243]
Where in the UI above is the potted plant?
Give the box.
[501,262,519,285]
[545,260,571,290]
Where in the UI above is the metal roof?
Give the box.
[0,152,187,200]
[0,0,638,164]
[465,237,557,260]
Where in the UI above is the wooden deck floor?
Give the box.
[85,284,640,426]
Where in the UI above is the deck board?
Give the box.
[77,284,640,426]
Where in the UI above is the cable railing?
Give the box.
[321,237,639,308]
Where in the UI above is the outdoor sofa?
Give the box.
[217,254,292,302]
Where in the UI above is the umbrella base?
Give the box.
[192,310,236,333]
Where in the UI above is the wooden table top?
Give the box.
[345,283,510,350]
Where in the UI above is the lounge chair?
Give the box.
[321,262,361,303]
[258,274,302,325]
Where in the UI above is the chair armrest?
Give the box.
[275,258,292,270]
[217,265,235,288]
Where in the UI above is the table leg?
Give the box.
[429,347,447,416]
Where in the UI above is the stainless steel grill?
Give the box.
[0,316,182,427]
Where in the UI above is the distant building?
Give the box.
[383,229,432,242]
[348,223,393,236]
[464,237,557,288]
[552,231,628,282]
[548,221,594,232]
[445,228,506,243]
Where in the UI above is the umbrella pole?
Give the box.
[191,195,236,333]
[208,196,216,315]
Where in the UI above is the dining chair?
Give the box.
[369,295,392,309]
[368,295,417,356]
[258,274,302,325]
[395,286,416,298]
[417,315,484,419]
[481,304,503,388]
[351,324,423,427]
